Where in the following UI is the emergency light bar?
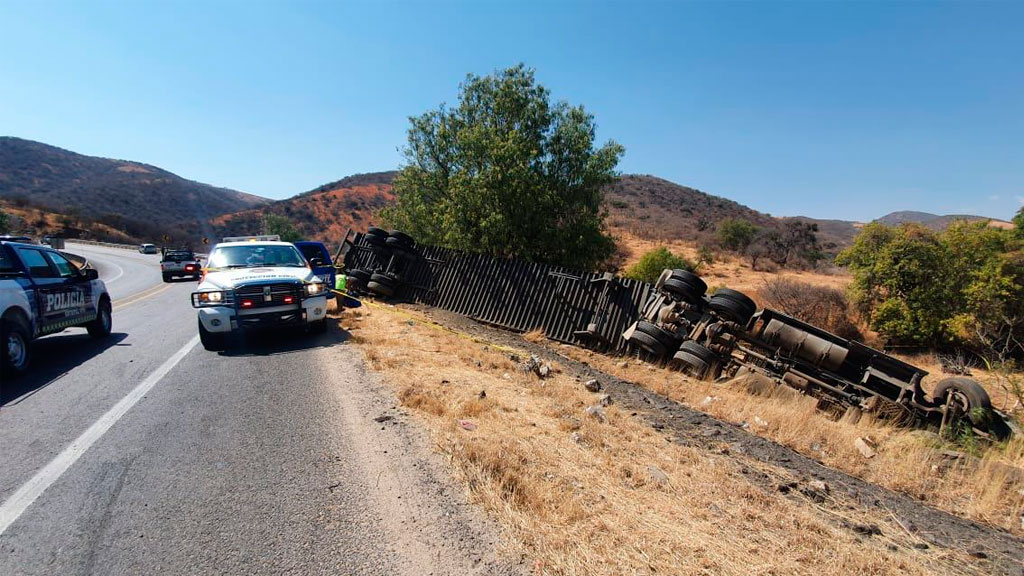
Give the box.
[221,235,282,242]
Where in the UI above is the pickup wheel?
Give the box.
[1,317,31,379]
[86,298,112,338]
[162,273,171,283]
[198,318,226,351]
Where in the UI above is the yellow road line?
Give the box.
[112,283,174,311]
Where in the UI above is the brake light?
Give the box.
[283,295,294,304]
[185,264,196,272]
[241,300,254,308]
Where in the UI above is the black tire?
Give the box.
[662,278,705,305]
[198,318,226,351]
[628,330,668,358]
[388,230,415,246]
[635,321,678,351]
[366,281,395,297]
[709,289,757,325]
[369,273,397,287]
[385,236,414,251]
[86,298,112,338]
[931,377,1007,438]
[346,269,371,283]
[669,270,707,295]
[162,273,171,283]
[364,234,386,247]
[1,317,31,379]
[672,340,719,380]
[366,227,388,238]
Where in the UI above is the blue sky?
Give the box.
[1,0,1021,221]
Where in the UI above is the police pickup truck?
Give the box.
[161,248,201,282]
[1,239,112,379]
[190,236,329,351]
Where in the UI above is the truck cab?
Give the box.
[161,248,201,282]
[0,240,112,379]
[293,241,336,299]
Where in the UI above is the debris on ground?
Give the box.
[584,379,602,392]
[647,465,670,486]
[459,419,478,431]
[599,394,614,407]
[854,437,878,459]
[373,414,394,423]
[584,405,607,423]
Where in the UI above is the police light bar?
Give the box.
[221,235,281,242]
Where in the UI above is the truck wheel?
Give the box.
[672,340,720,380]
[162,273,171,283]
[635,321,678,351]
[366,227,388,238]
[1,318,31,378]
[931,377,1008,439]
[662,278,705,305]
[388,230,415,247]
[86,298,112,338]
[669,269,707,295]
[627,329,667,358]
[198,318,226,351]
[709,289,757,326]
[367,281,395,297]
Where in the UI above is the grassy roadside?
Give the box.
[337,304,993,575]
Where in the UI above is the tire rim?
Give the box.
[6,331,26,369]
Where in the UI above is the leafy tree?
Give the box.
[262,213,300,242]
[778,220,822,267]
[0,208,9,234]
[624,247,695,284]
[381,64,624,270]
[716,218,758,251]
[1014,206,1024,240]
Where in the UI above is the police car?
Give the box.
[1,239,112,379]
[191,236,329,351]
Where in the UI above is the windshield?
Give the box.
[207,244,307,269]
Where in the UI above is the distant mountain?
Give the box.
[210,171,397,247]
[875,210,1012,231]
[0,137,269,227]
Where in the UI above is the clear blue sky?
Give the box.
[1,0,1021,221]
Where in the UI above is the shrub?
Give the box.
[756,277,861,340]
[624,247,695,284]
[716,218,758,251]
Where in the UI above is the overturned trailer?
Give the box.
[624,269,1013,440]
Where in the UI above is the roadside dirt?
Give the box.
[315,337,524,575]
[407,306,1024,576]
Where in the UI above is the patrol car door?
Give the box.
[45,251,97,323]
[13,247,85,335]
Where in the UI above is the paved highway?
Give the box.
[0,244,515,575]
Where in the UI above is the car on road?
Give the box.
[190,235,329,351]
[1,239,112,379]
[160,248,201,282]
[139,243,158,254]
[294,240,336,299]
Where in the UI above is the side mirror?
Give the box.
[309,257,326,267]
[83,268,99,280]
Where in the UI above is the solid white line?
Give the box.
[0,335,200,535]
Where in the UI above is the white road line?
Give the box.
[0,335,200,535]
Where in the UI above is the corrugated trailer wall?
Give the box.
[342,232,653,351]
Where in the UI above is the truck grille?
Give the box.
[235,283,301,308]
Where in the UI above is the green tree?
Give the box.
[0,208,10,234]
[837,223,951,344]
[716,218,758,252]
[1013,206,1024,240]
[624,247,695,284]
[262,213,300,242]
[381,64,624,270]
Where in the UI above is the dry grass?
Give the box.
[611,229,851,293]
[558,346,1024,537]
[340,306,990,575]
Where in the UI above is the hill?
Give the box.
[875,210,1013,231]
[209,171,397,247]
[0,137,269,228]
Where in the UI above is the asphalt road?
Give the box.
[0,244,514,575]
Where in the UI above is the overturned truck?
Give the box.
[624,269,1013,440]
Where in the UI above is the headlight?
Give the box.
[305,282,323,296]
[191,291,226,307]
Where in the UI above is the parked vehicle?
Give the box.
[293,241,336,300]
[623,268,1012,440]
[160,249,201,282]
[139,243,158,254]
[190,236,329,351]
[0,239,112,379]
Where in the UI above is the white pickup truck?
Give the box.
[161,249,201,282]
[190,236,329,351]
[1,239,112,380]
